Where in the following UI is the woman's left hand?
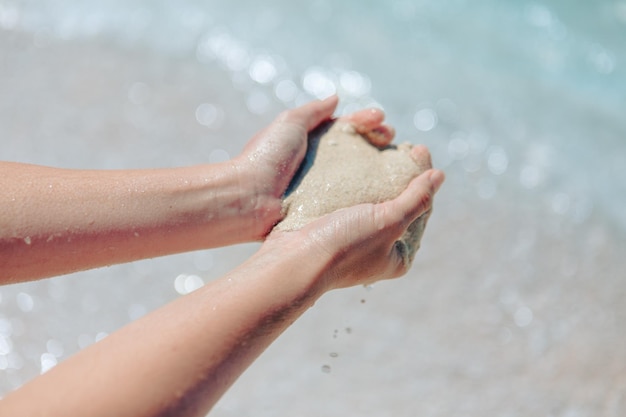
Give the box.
[233,95,397,239]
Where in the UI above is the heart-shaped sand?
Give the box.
[274,121,431,266]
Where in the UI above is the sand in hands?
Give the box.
[274,121,431,266]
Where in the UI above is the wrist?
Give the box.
[255,231,337,299]
[230,156,284,240]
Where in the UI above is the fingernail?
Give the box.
[429,170,445,192]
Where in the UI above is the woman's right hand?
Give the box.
[264,166,444,292]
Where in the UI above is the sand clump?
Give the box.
[274,121,431,266]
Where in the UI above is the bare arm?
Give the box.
[0,97,440,416]
[0,167,444,417]
[0,97,343,283]
[0,161,250,281]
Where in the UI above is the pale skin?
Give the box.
[0,96,444,416]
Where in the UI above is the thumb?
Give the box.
[277,95,339,131]
[386,169,445,230]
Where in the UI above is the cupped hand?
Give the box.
[233,96,398,240]
[266,167,445,291]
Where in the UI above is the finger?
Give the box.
[387,169,445,228]
[366,124,395,148]
[409,144,433,169]
[338,109,395,147]
[279,95,339,131]
[338,108,385,131]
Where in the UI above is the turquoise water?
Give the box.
[1,1,625,415]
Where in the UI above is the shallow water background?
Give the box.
[1,1,625,415]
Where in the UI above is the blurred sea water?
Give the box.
[1,1,625,416]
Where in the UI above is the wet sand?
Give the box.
[276,121,429,265]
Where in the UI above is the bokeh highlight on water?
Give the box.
[1,1,625,415]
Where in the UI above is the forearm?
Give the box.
[0,161,276,283]
[0,240,327,417]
